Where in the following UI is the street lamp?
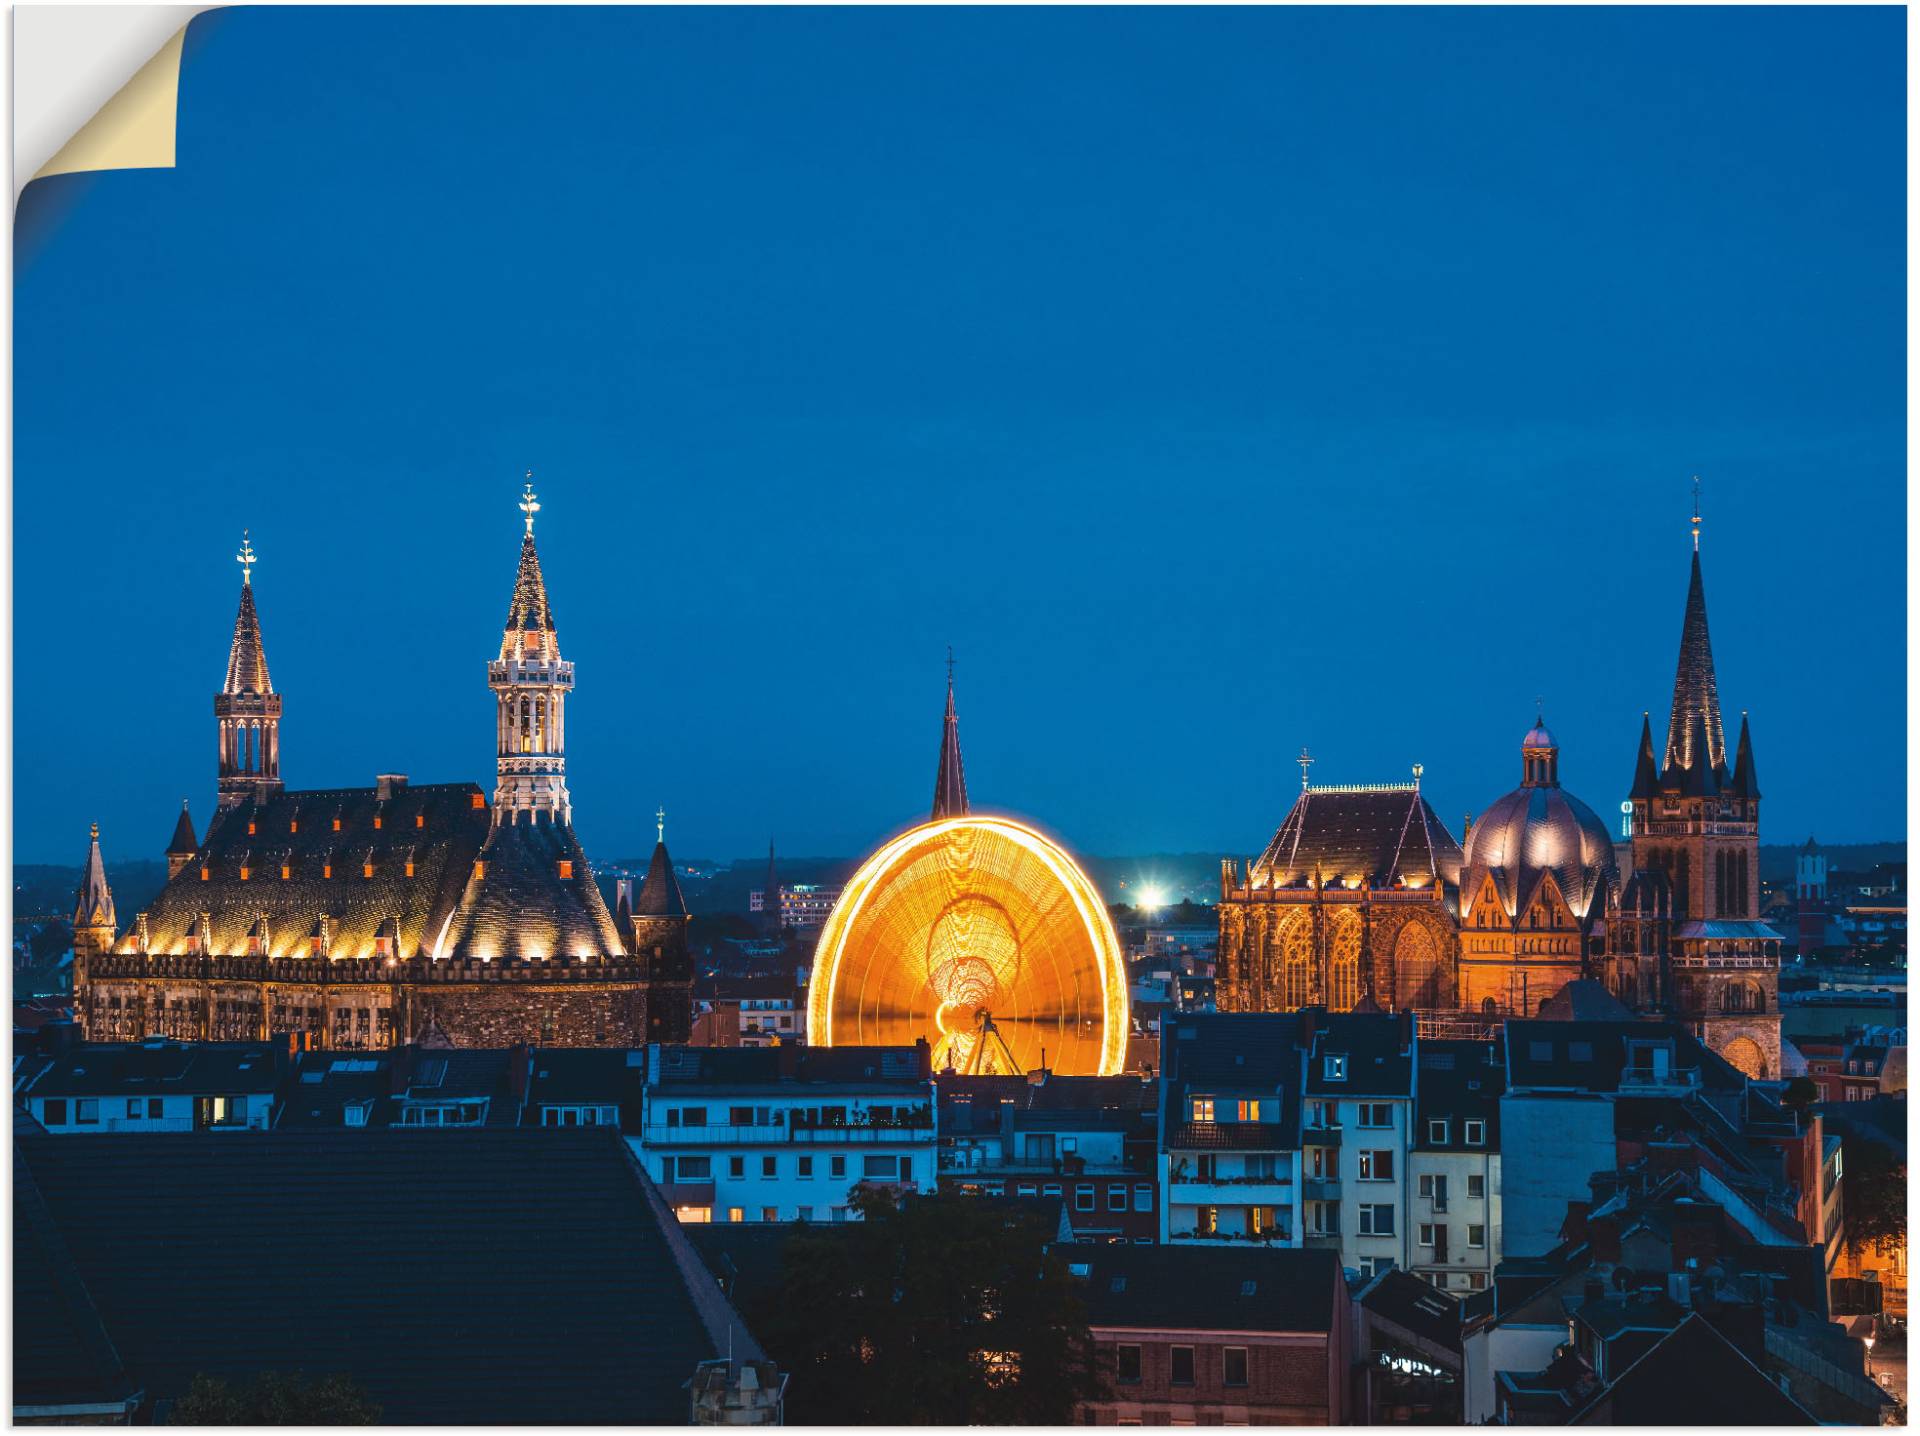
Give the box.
[1863,1330,1875,1378]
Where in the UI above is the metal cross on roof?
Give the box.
[656,806,666,845]
[1691,474,1702,553]
[520,473,540,536]
[1297,747,1314,791]
[236,529,257,585]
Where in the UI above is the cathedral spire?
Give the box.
[73,822,115,932]
[1660,508,1728,782]
[1629,712,1660,800]
[636,833,689,918]
[489,479,574,824]
[166,800,198,880]
[1730,711,1761,799]
[931,649,970,820]
[216,533,283,810]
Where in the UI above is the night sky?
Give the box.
[15,6,1905,870]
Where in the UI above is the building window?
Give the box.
[1170,1346,1195,1386]
[1418,1174,1435,1198]
[1076,1186,1096,1212]
[830,1156,847,1179]
[1223,1347,1248,1387]
[762,1155,778,1179]
[1464,1120,1485,1145]
[864,1155,901,1180]
[1324,1055,1347,1081]
[1468,1174,1486,1199]
[1108,1185,1128,1211]
[1427,1119,1449,1144]
[798,1155,814,1178]
[797,1206,813,1222]
[1135,1185,1153,1212]
[1359,1204,1395,1236]
[1116,1344,1142,1384]
[1359,1103,1392,1128]
[127,1098,142,1119]
[1418,1223,1437,1246]
[1236,1098,1262,1122]
[42,1099,67,1125]
[1469,1224,1486,1248]
[1359,1150,1394,1181]
[761,1207,778,1223]
[727,1207,744,1223]
[1191,1095,1215,1122]
[729,1156,745,1179]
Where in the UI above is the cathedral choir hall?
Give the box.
[1214,510,1782,1080]
[71,488,693,1049]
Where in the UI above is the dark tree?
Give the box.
[1840,1133,1906,1257]
[170,1371,381,1424]
[1781,1076,1819,1113]
[736,1189,1105,1424]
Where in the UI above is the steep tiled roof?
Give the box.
[15,1129,738,1423]
[1073,1245,1341,1334]
[223,581,272,696]
[28,1040,284,1099]
[1568,1313,1813,1425]
[500,533,557,660]
[14,1145,139,1414]
[1251,786,1462,890]
[116,784,488,960]
[437,817,624,960]
[165,802,197,858]
[635,840,688,918]
[1358,1268,1463,1351]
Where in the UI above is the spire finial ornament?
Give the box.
[656,806,666,845]
[1412,762,1423,790]
[90,820,99,841]
[236,529,257,585]
[520,473,540,536]
[947,644,955,685]
[1297,747,1315,791]
[1690,475,1701,553]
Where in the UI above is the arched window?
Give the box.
[1326,910,1362,1012]
[1279,911,1313,1010]
[1394,921,1445,1009]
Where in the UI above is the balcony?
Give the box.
[643,1117,932,1146]
[1302,1125,1343,1148]
[1303,1177,1341,1202]
[1168,1178,1294,1207]
[1303,1232,1343,1251]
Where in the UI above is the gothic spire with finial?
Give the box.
[501,475,557,661]
[73,822,115,932]
[224,530,272,695]
[932,648,970,820]
[1662,479,1728,780]
[167,799,198,858]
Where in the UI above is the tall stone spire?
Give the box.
[216,530,284,810]
[1628,712,1661,800]
[1730,711,1761,799]
[73,822,116,933]
[931,650,970,821]
[1660,499,1727,782]
[488,477,574,825]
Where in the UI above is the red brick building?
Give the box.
[1070,1245,1351,1425]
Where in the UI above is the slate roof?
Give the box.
[72,826,115,931]
[1538,980,1635,1023]
[27,1040,284,1099]
[528,1046,647,1114]
[1414,1038,1504,1149]
[936,1072,1158,1113]
[1568,1312,1813,1425]
[1357,1268,1463,1352]
[436,816,625,960]
[500,532,558,659]
[1505,1020,1743,1094]
[1251,786,1463,890]
[14,1149,138,1414]
[1304,1011,1414,1097]
[1071,1245,1340,1334]
[278,1051,395,1128]
[650,1043,932,1089]
[635,839,689,918]
[165,802,198,858]
[1159,1014,1306,1151]
[14,1129,738,1424]
[116,783,490,961]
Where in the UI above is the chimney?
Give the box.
[376,773,409,801]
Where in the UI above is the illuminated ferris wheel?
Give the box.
[807,816,1130,1076]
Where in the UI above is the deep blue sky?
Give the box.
[15,6,1906,870]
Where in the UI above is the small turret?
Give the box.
[931,649,970,821]
[1629,712,1660,801]
[1729,712,1761,800]
[632,810,692,1042]
[72,823,117,986]
[166,800,198,880]
[215,531,285,811]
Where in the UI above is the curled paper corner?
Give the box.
[15,6,218,203]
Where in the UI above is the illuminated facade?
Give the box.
[1215,503,1782,1080]
[807,668,1130,1076]
[74,489,691,1049]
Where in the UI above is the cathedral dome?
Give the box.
[1462,720,1616,923]
[1521,719,1556,750]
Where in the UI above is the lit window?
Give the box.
[1359,1149,1394,1181]
[1237,1098,1262,1122]
[727,1207,744,1224]
[1324,1055,1348,1081]
[1191,1095,1216,1122]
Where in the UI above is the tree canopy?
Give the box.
[727,1188,1106,1424]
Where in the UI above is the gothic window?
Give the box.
[1327,910,1362,1012]
[1394,921,1444,1009]
[1280,910,1313,1010]
[1721,980,1765,1015]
